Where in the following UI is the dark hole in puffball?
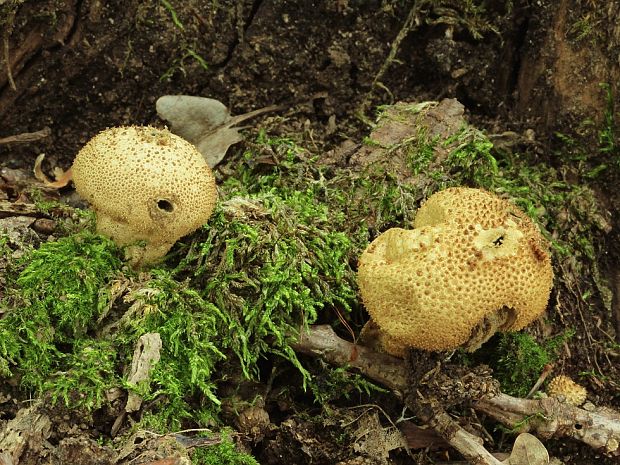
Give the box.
[157,199,174,212]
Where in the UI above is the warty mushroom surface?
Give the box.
[357,187,553,355]
[71,125,217,265]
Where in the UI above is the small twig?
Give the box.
[295,325,505,464]
[292,324,407,395]
[371,3,420,89]
[0,127,51,145]
[359,1,424,114]
[526,363,554,399]
[409,392,505,465]
[293,325,620,458]
[3,8,17,91]
[475,394,620,456]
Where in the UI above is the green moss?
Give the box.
[117,270,228,428]
[492,331,573,397]
[599,83,619,166]
[155,0,210,81]
[42,339,119,408]
[172,193,359,382]
[0,136,369,428]
[15,231,122,336]
[191,433,259,465]
[309,365,387,405]
[0,231,123,401]
[404,120,608,270]
[0,97,613,431]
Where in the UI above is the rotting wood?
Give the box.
[0,199,41,218]
[475,394,620,456]
[0,402,52,464]
[292,324,407,395]
[293,325,620,459]
[407,391,505,465]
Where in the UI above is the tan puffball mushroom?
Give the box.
[71,126,217,265]
[357,187,553,355]
[547,375,587,406]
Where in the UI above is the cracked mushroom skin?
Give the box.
[72,126,217,265]
[357,187,553,354]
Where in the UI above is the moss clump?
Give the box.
[117,270,228,427]
[191,433,259,465]
[0,135,368,428]
[309,365,387,405]
[492,331,573,397]
[0,231,123,404]
[598,83,619,164]
[171,193,359,379]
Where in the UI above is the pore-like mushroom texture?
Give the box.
[357,187,553,354]
[72,126,217,265]
[547,375,587,406]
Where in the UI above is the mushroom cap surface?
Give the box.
[72,126,217,264]
[547,375,587,406]
[357,187,553,353]
[414,187,532,230]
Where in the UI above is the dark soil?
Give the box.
[1,1,619,464]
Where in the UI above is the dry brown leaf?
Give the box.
[156,95,241,168]
[352,410,406,464]
[156,95,284,168]
[33,154,73,188]
[506,433,549,465]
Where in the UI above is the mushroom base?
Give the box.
[462,306,517,352]
[96,213,174,266]
[360,306,519,357]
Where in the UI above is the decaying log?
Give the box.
[0,402,52,464]
[0,200,40,218]
[293,325,620,458]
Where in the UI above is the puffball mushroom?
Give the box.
[547,375,587,406]
[71,126,217,265]
[357,187,553,355]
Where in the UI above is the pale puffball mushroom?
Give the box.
[71,126,217,265]
[547,375,587,406]
[357,187,553,355]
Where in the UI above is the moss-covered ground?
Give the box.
[0,99,617,463]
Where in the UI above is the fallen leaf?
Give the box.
[33,154,73,188]
[156,95,284,168]
[507,433,549,465]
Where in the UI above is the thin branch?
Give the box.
[293,325,620,458]
[3,8,17,91]
[475,394,620,456]
[409,392,505,465]
[369,3,421,94]
[292,324,407,395]
[0,127,51,145]
[294,325,503,464]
